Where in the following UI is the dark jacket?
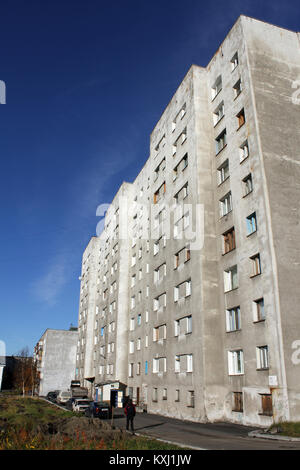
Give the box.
[124,402,136,418]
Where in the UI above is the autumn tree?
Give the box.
[12,347,38,396]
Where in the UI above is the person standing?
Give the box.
[124,398,136,434]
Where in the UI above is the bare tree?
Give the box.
[13,347,37,396]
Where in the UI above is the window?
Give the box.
[174,315,192,336]
[131,296,135,309]
[213,101,225,126]
[174,211,190,238]
[154,157,166,181]
[219,192,232,217]
[175,389,180,402]
[246,212,257,235]
[154,207,166,233]
[226,306,241,332]
[154,181,166,204]
[129,341,134,354]
[188,391,195,408]
[154,235,166,255]
[233,78,242,98]
[172,103,186,132]
[217,159,229,185]
[256,346,269,370]
[242,173,253,196]
[228,350,244,375]
[232,392,243,412]
[145,360,148,375]
[153,357,167,374]
[137,338,141,350]
[173,128,187,155]
[224,265,238,292]
[173,154,188,181]
[223,227,236,254]
[153,292,167,311]
[137,313,142,326]
[162,388,167,400]
[211,75,222,100]
[215,129,227,154]
[174,182,188,204]
[110,281,117,293]
[239,140,249,162]
[253,298,265,322]
[130,317,135,331]
[260,394,273,416]
[153,324,167,342]
[174,245,190,269]
[231,52,239,71]
[174,354,193,373]
[136,362,141,375]
[174,279,191,301]
[250,253,261,277]
[152,388,158,402]
[154,134,166,156]
[237,108,245,129]
[128,363,134,377]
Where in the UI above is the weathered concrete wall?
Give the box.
[39,329,78,396]
[243,16,300,422]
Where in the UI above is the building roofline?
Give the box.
[37,328,78,342]
[150,64,205,139]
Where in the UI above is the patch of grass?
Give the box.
[270,422,300,438]
[0,395,183,450]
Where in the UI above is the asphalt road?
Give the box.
[44,398,300,450]
[112,411,300,450]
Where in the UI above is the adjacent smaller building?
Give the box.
[35,328,78,396]
[0,357,5,391]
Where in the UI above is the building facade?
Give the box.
[75,16,300,427]
[35,328,78,396]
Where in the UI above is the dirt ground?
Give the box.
[37,416,121,440]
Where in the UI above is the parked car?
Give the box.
[46,390,60,402]
[84,401,112,419]
[56,390,72,404]
[72,398,92,413]
[65,397,76,411]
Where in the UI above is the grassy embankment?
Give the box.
[269,422,300,438]
[0,395,184,450]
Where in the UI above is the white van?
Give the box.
[56,390,72,404]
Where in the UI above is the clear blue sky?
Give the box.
[0,0,299,355]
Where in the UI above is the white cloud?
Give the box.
[30,257,68,306]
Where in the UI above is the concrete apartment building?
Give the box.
[75,15,300,427]
[35,328,78,396]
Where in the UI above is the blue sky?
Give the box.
[0,0,299,355]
